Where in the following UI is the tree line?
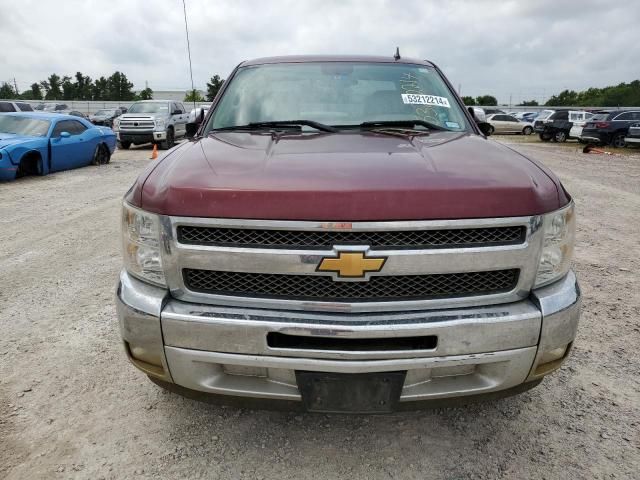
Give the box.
[0,72,225,103]
[462,80,640,107]
[544,80,640,107]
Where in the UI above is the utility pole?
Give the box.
[182,0,197,110]
[13,77,18,96]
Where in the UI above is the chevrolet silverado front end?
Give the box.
[116,55,580,413]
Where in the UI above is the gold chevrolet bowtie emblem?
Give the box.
[317,251,387,279]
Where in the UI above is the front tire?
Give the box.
[92,144,111,165]
[160,128,174,150]
[522,126,533,135]
[488,125,495,135]
[17,153,44,177]
[118,141,131,150]
[554,130,567,143]
[539,133,552,142]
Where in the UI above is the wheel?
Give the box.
[17,153,43,177]
[488,125,495,135]
[611,133,626,148]
[522,126,533,135]
[118,141,131,150]
[554,131,567,143]
[160,128,174,150]
[92,144,111,165]
[539,133,551,142]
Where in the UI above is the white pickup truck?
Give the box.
[113,100,188,149]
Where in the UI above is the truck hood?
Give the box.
[137,131,567,221]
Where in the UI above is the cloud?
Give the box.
[1,0,637,103]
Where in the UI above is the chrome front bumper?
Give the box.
[116,130,166,141]
[116,270,580,405]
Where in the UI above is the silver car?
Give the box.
[486,114,534,135]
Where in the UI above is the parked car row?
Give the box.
[1,99,212,152]
[531,108,640,146]
[534,110,593,142]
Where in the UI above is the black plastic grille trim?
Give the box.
[183,269,519,303]
[177,225,526,250]
[267,332,438,351]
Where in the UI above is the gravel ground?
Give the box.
[1,140,639,479]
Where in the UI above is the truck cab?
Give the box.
[117,55,580,413]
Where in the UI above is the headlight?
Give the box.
[155,119,165,129]
[122,202,166,287]
[534,202,576,287]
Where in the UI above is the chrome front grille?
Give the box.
[161,216,543,313]
[177,225,526,249]
[184,268,519,302]
[119,117,155,130]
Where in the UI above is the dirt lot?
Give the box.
[1,140,639,479]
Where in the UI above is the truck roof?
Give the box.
[241,54,435,67]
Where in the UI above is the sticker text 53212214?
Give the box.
[401,94,451,108]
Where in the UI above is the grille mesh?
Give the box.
[183,269,519,302]
[177,225,525,250]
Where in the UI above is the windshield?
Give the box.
[208,62,469,132]
[95,109,115,116]
[0,115,50,137]
[127,102,169,114]
[536,110,554,121]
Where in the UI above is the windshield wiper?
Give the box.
[359,120,447,131]
[212,120,338,133]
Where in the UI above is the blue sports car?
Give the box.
[0,112,116,182]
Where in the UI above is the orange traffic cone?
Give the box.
[150,144,158,160]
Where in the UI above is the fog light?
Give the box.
[129,344,163,367]
[125,341,165,378]
[540,346,568,364]
[534,344,570,375]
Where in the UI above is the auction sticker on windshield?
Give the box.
[401,94,451,108]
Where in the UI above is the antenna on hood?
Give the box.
[394,47,401,61]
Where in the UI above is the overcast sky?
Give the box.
[1,0,638,103]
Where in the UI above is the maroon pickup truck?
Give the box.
[117,55,580,413]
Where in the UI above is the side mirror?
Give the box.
[468,106,486,122]
[477,122,493,136]
[60,131,71,138]
[186,122,199,139]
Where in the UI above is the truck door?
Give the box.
[172,102,187,137]
[49,119,95,171]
